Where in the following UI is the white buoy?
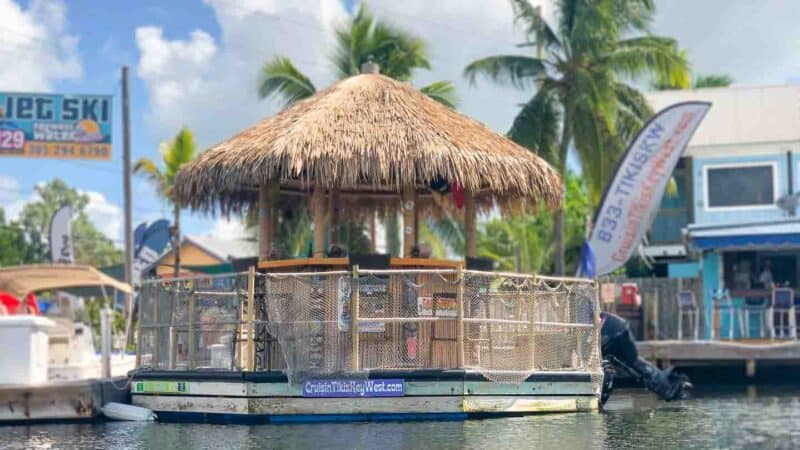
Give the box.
[102,402,156,421]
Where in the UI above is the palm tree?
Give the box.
[464,0,689,274]
[134,127,197,277]
[259,4,457,109]
[654,73,733,90]
[693,74,733,88]
[258,3,457,255]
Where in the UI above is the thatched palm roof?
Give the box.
[173,73,561,214]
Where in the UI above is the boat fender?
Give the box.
[102,402,157,421]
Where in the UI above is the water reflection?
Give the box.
[3,387,800,449]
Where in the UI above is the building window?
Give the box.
[705,163,776,209]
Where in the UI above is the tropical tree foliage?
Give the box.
[421,173,590,274]
[15,179,121,267]
[464,0,689,274]
[0,208,43,266]
[693,74,733,88]
[134,127,197,277]
[654,72,733,90]
[259,4,457,109]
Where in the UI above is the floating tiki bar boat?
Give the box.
[131,67,604,423]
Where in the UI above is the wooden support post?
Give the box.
[413,190,419,246]
[529,291,537,370]
[653,288,660,341]
[464,190,476,258]
[135,291,144,368]
[369,212,377,252]
[456,265,465,368]
[484,295,494,368]
[258,181,281,259]
[312,186,326,257]
[152,290,160,368]
[593,278,602,368]
[258,184,270,260]
[746,359,757,378]
[188,291,196,369]
[329,190,339,246]
[247,266,256,371]
[351,265,360,371]
[169,291,177,370]
[402,185,416,257]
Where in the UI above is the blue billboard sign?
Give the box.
[0,92,112,160]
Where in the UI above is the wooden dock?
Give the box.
[637,340,800,380]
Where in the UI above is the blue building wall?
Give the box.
[692,153,790,227]
[668,261,698,278]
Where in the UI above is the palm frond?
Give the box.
[419,80,458,108]
[605,36,690,88]
[133,158,166,195]
[693,73,733,88]
[507,87,561,165]
[463,55,546,89]
[258,56,316,107]
[164,127,197,182]
[510,0,561,52]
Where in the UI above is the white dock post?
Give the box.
[101,307,112,378]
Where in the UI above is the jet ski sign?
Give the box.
[0,92,112,160]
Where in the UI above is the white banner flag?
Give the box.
[50,205,74,264]
[588,102,711,275]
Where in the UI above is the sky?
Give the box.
[1,0,800,246]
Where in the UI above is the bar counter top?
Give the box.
[258,257,462,271]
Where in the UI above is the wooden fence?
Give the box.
[600,276,702,341]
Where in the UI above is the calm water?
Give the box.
[2,387,800,449]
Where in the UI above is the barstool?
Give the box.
[711,288,736,340]
[770,287,797,340]
[741,296,769,339]
[677,291,699,340]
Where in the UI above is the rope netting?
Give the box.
[138,269,602,391]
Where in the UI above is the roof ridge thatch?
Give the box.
[174,73,561,214]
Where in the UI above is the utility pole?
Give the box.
[122,66,135,346]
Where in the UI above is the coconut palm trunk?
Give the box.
[553,115,571,275]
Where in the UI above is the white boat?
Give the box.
[0,265,135,423]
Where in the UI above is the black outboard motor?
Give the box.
[600,312,691,405]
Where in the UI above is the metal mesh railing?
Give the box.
[137,272,249,370]
[137,268,602,389]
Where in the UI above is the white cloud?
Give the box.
[652,0,800,86]
[133,0,555,239]
[0,175,39,221]
[82,191,122,242]
[0,176,119,242]
[133,0,548,148]
[135,0,348,147]
[0,0,82,91]
[211,216,251,241]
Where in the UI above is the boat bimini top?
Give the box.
[0,264,132,299]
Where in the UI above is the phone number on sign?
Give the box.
[0,129,25,150]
